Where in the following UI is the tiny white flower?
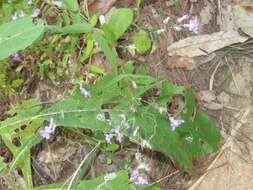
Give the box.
[96,113,105,121]
[99,15,106,25]
[163,16,171,24]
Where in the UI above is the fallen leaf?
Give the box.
[198,90,216,103]
[217,92,230,104]
[168,53,216,70]
[200,2,214,25]
[167,31,248,57]
[233,5,253,38]
[89,0,117,15]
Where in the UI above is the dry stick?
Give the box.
[64,142,101,190]
[209,60,222,91]
[224,56,240,95]
[188,108,251,190]
[149,170,180,186]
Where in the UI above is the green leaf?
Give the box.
[33,170,160,190]
[133,30,151,54]
[93,29,117,70]
[102,8,133,43]
[0,16,45,60]
[60,22,93,34]
[0,99,43,189]
[233,5,253,38]
[63,0,79,12]
[194,111,222,151]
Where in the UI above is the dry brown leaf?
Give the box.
[88,0,117,15]
[167,53,216,70]
[167,31,248,57]
[200,2,214,25]
[198,90,216,103]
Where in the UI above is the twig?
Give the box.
[62,142,101,190]
[209,60,223,91]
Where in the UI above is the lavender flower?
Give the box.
[105,133,113,144]
[39,118,56,139]
[169,117,184,131]
[12,53,22,62]
[184,16,199,33]
[80,82,91,98]
[112,128,123,143]
[130,170,149,186]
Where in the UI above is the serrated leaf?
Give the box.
[133,30,151,54]
[233,5,253,37]
[102,8,133,43]
[0,16,45,60]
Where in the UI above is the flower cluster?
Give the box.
[104,127,123,144]
[80,82,91,98]
[12,53,22,62]
[39,118,56,139]
[130,169,149,186]
[163,14,199,33]
[130,153,150,186]
[183,16,199,33]
[169,117,184,131]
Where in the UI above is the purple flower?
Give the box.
[39,118,56,139]
[130,170,149,186]
[169,117,184,131]
[112,128,123,143]
[183,16,199,33]
[105,133,113,144]
[80,82,91,98]
[12,53,22,62]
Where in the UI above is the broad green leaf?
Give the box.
[102,8,133,43]
[60,22,93,34]
[33,170,160,190]
[93,29,117,69]
[133,30,151,54]
[0,16,45,60]
[194,111,222,151]
[81,33,94,62]
[233,5,253,38]
[0,99,43,189]
[63,0,79,11]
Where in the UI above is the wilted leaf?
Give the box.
[0,16,45,60]
[167,31,248,57]
[233,5,253,38]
